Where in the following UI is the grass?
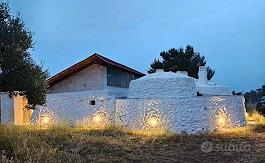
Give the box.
[0,114,265,162]
[246,111,265,125]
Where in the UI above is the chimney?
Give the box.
[198,66,208,84]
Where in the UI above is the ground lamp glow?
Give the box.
[91,113,105,125]
[37,114,54,127]
[146,116,160,128]
[215,110,230,129]
[84,109,109,128]
[144,110,165,132]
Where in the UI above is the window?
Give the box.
[89,100,96,105]
[107,67,135,88]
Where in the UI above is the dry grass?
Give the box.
[246,111,265,125]
[0,118,265,162]
[246,111,265,133]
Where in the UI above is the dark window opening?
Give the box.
[89,100,96,105]
[107,66,136,88]
[197,92,203,96]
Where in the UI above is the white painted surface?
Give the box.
[36,90,246,134]
[196,66,232,95]
[33,91,116,124]
[176,71,188,76]
[116,96,246,133]
[49,64,106,93]
[37,70,244,134]
[105,86,128,98]
[0,93,14,124]
[128,71,197,98]
[196,83,233,96]
[48,64,130,98]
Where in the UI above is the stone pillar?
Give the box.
[0,92,31,125]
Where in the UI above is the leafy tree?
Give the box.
[148,45,215,80]
[244,85,265,105]
[257,85,265,97]
[232,91,243,95]
[0,2,48,107]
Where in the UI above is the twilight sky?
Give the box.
[10,0,265,92]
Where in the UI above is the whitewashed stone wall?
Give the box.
[195,80,233,96]
[116,96,246,133]
[104,86,128,98]
[0,93,14,124]
[39,67,246,133]
[36,91,246,134]
[49,64,107,93]
[128,71,197,98]
[0,92,31,125]
[33,91,117,124]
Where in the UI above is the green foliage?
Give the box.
[0,2,48,106]
[257,85,265,97]
[232,91,243,95]
[148,45,215,80]
[244,84,265,104]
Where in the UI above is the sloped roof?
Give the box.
[48,53,145,86]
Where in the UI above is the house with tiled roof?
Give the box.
[48,53,144,97]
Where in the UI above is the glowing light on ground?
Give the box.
[37,114,54,128]
[79,109,109,129]
[91,111,107,125]
[144,109,165,133]
[140,100,163,129]
[33,106,56,128]
[215,109,230,129]
[40,115,51,124]
[146,116,160,128]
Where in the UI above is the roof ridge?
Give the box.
[94,53,144,75]
[48,53,145,86]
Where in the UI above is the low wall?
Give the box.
[36,91,246,133]
[33,91,116,124]
[116,96,246,133]
[0,92,31,125]
[0,93,14,124]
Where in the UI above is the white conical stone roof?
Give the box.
[128,70,197,98]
